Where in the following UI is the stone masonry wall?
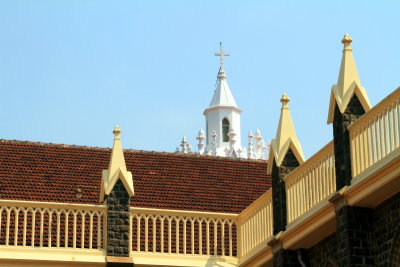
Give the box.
[306,180,400,267]
[107,179,130,257]
[309,233,337,267]
[373,192,400,266]
[333,94,365,190]
[272,249,300,267]
[336,206,374,267]
[272,148,300,235]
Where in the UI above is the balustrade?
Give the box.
[236,190,273,258]
[285,141,336,224]
[0,200,106,249]
[130,207,237,257]
[349,89,400,177]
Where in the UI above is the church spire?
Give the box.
[203,43,244,157]
[205,43,240,110]
[327,34,371,124]
[267,94,305,174]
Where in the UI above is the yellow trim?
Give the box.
[130,207,237,220]
[0,199,106,211]
[0,247,106,264]
[348,87,400,131]
[281,199,336,249]
[237,189,271,221]
[283,141,334,183]
[130,252,238,266]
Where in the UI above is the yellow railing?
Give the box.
[130,207,237,257]
[284,141,336,224]
[236,189,273,258]
[349,88,400,177]
[0,200,107,249]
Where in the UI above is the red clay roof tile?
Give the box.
[0,139,270,213]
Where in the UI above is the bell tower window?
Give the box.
[222,118,230,142]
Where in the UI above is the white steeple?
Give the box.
[204,43,243,156]
[327,34,371,124]
[207,43,239,109]
[267,94,305,174]
[100,125,134,203]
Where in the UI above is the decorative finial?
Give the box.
[197,128,205,155]
[342,33,352,44]
[197,128,205,138]
[181,136,189,153]
[214,42,230,71]
[255,128,262,139]
[113,125,121,135]
[248,130,254,159]
[280,93,290,104]
[228,128,237,146]
[211,131,217,156]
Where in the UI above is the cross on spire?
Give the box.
[214,42,230,71]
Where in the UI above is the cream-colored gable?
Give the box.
[100,125,134,203]
[327,34,371,124]
[267,94,305,174]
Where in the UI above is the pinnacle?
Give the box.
[113,125,121,135]
[342,33,352,44]
[280,93,290,104]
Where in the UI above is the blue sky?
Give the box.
[0,1,399,158]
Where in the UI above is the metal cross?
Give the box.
[214,42,230,70]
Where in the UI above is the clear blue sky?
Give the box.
[0,1,399,158]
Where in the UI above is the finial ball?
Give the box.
[113,125,121,135]
[280,93,290,103]
[342,33,352,44]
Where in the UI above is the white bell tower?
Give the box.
[204,43,243,156]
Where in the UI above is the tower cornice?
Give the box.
[203,105,242,115]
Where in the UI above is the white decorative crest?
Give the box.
[247,130,254,159]
[196,128,206,154]
[211,131,217,156]
[179,136,193,154]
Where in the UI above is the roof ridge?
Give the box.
[0,139,267,162]
[0,139,111,151]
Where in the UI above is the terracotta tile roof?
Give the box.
[0,139,270,213]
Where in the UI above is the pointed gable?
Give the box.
[327,34,371,124]
[267,93,305,174]
[100,125,134,202]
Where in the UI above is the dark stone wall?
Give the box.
[373,192,400,266]
[107,179,131,257]
[309,233,337,267]
[106,263,133,267]
[333,94,366,190]
[336,206,374,267]
[272,148,300,235]
[273,249,301,267]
